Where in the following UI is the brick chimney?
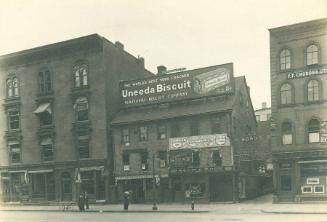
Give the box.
[157,65,167,75]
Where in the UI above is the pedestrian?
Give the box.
[191,200,194,211]
[123,191,130,210]
[78,193,85,212]
[84,191,89,210]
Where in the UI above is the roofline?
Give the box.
[255,107,271,112]
[269,17,327,33]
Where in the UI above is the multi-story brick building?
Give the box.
[0,34,152,203]
[111,63,261,203]
[269,18,327,202]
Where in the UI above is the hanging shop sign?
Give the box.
[169,134,230,150]
[287,65,327,79]
[120,63,234,107]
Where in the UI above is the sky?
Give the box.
[0,0,326,109]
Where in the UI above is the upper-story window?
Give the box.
[121,128,130,145]
[33,103,52,126]
[280,49,291,70]
[75,97,89,121]
[139,126,148,141]
[212,150,222,166]
[8,110,20,130]
[308,118,320,143]
[157,124,167,140]
[190,119,199,136]
[280,83,292,105]
[38,69,52,94]
[8,141,21,164]
[307,79,320,102]
[281,121,293,145]
[306,44,319,66]
[41,137,54,161]
[6,76,19,98]
[73,63,88,88]
[211,116,221,134]
[77,131,90,159]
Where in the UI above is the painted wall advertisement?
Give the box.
[120,63,234,107]
[169,134,230,150]
[287,65,327,79]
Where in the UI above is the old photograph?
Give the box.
[0,0,326,221]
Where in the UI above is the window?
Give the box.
[157,124,167,139]
[280,49,291,70]
[6,76,19,98]
[8,110,20,130]
[75,97,89,121]
[280,83,292,105]
[308,119,320,143]
[190,120,199,136]
[9,142,21,164]
[301,186,312,193]
[81,171,95,195]
[280,175,292,191]
[314,185,324,194]
[139,126,148,141]
[307,80,320,102]
[211,116,221,134]
[171,121,180,137]
[74,64,88,87]
[281,121,293,145]
[34,103,52,126]
[192,150,200,167]
[38,69,52,94]
[306,44,318,66]
[212,150,222,166]
[41,137,53,161]
[123,153,130,171]
[121,129,130,145]
[159,151,167,168]
[78,132,90,158]
[140,152,148,170]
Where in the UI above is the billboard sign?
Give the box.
[120,63,234,107]
[287,65,327,79]
[169,134,230,150]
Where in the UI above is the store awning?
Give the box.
[28,169,53,174]
[115,174,168,181]
[33,103,51,115]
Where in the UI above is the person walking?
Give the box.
[123,191,130,210]
[84,191,89,210]
[78,193,85,212]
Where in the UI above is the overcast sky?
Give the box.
[0,0,326,109]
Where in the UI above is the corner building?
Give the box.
[111,64,261,203]
[0,34,152,203]
[270,19,327,202]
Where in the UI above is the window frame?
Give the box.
[306,44,319,66]
[190,119,200,136]
[280,83,293,105]
[121,128,130,145]
[308,118,320,144]
[38,68,52,95]
[140,152,148,171]
[280,175,292,191]
[159,151,167,168]
[75,97,89,122]
[157,124,167,140]
[301,186,313,194]
[6,75,19,98]
[281,121,293,145]
[139,126,148,141]
[73,63,89,88]
[280,49,291,70]
[307,79,321,103]
[313,185,324,194]
[8,110,20,131]
[9,142,21,164]
[77,133,90,159]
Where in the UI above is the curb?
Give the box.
[0,209,209,213]
[261,210,327,214]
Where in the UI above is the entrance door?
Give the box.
[131,179,144,203]
[61,172,72,201]
[209,174,233,201]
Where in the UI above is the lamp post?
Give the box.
[152,154,158,211]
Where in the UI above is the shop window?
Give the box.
[6,76,19,98]
[190,119,199,136]
[140,152,148,170]
[307,79,320,102]
[41,137,53,161]
[33,103,52,126]
[73,63,88,88]
[123,153,130,171]
[81,171,95,195]
[301,186,312,193]
[280,49,291,70]
[78,133,90,159]
[8,110,20,130]
[211,116,221,134]
[306,44,319,66]
[139,126,148,141]
[159,151,167,168]
[157,124,167,140]
[9,142,21,164]
[75,97,89,121]
[171,121,180,137]
[308,118,320,143]
[212,150,222,166]
[280,175,292,191]
[281,121,293,145]
[38,69,52,94]
[314,185,324,194]
[121,128,130,145]
[61,172,72,198]
[280,83,292,105]
[192,150,200,167]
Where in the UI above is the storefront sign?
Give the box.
[169,134,230,150]
[120,63,234,107]
[287,66,327,79]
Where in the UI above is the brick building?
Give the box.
[111,63,262,203]
[0,34,152,203]
[269,18,327,202]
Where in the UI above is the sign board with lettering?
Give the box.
[169,134,230,150]
[120,63,234,107]
[287,66,327,79]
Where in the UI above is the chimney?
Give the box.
[137,56,145,68]
[157,65,167,75]
[115,41,124,50]
[262,102,267,109]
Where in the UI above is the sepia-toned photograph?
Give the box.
[0,0,326,221]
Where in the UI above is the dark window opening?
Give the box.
[280,175,292,191]
[9,111,20,130]
[139,126,148,141]
[157,124,167,139]
[190,120,199,136]
[192,150,200,167]
[212,150,222,166]
[121,129,130,144]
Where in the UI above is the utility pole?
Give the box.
[152,153,158,210]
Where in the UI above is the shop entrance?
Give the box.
[209,174,233,201]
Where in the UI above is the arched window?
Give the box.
[308,119,320,143]
[6,76,19,98]
[306,44,319,66]
[307,79,320,102]
[282,121,293,145]
[280,83,292,105]
[73,63,88,88]
[280,49,291,70]
[38,69,52,94]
